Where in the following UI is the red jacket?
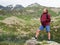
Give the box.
[40,13,51,26]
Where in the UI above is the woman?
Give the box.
[35,8,51,41]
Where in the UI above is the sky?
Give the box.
[0,0,60,7]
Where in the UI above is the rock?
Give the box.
[25,39,60,45]
[25,39,37,45]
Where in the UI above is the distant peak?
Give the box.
[28,3,40,7]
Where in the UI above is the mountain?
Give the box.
[28,3,40,7]
[3,5,13,11]
[0,4,24,11]
[24,3,60,17]
[13,5,24,10]
[0,5,5,10]
[50,8,60,14]
[0,3,60,17]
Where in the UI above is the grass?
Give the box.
[0,13,60,45]
[0,41,24,45]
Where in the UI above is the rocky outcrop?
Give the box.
[25,39,60,45]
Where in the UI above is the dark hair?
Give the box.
[46,9,48,13]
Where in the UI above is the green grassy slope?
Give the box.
[0,15,60,45]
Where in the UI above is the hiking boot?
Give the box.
[47,39,52,44]
[31,36,37,41]
[34,36,37,39]
[48,39,51,41]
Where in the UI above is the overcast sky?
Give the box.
[0,0,60,7]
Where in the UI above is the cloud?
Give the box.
[0,0,60,7]
[37,0,60,7]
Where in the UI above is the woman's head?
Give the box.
[43,8,48,13]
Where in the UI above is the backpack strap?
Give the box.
[46,14,49,19]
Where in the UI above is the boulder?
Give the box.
[25,39,60,45]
